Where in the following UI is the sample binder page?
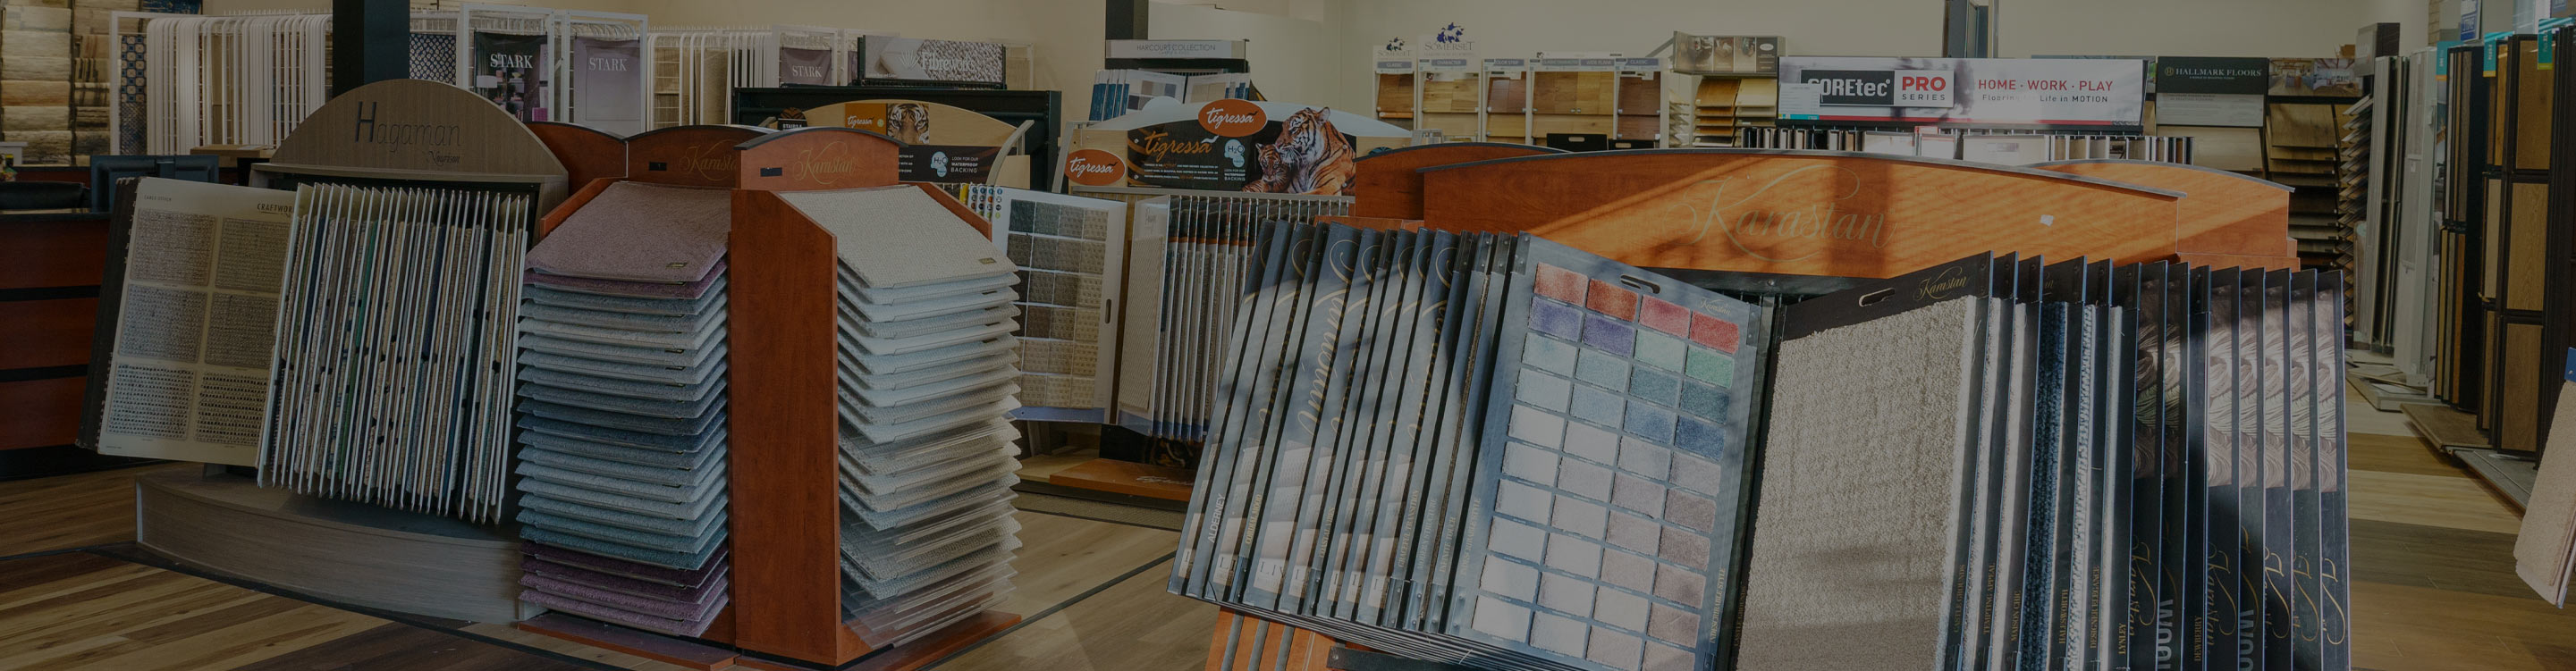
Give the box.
[89,177,297,466]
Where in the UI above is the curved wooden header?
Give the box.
[797,99,1018,147]
[629,125,772,188]
[271,79,566,180]
[1352,142,1566,220]
[2030,159,2293,258]
[527,121,628,189]
[734,127,901,192]
[1419,149,2185,279]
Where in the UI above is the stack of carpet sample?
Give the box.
[510,182,734,636]
[781,186,1027,646]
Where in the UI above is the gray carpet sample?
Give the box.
[525,182,733,283]
[1736,298,1978,670]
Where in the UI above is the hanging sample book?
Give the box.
[1174,222,2352,671]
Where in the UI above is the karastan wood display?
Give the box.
[2031,159,2298,264]
[1413,149,2185,278]
[528,121,633,191]
[1350,143,1566,221]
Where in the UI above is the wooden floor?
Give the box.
[0,389,2566,670]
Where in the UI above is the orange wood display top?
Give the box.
[2031,159,2293,257]
[736,127,902,192]
[1415,149,2185,279]
[1351,143,1564,220]
[1049,457,1195,501]
[528,121,629,191]
[630,126,771,188]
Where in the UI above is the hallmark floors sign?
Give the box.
[1781,56,2144,128]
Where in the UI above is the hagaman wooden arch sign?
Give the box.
[1416,149,2187,279]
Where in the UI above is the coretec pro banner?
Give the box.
[1780,56,2145,129]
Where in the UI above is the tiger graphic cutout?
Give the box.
[1243,107,1356,195]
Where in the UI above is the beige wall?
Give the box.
[1148,4,1340,106]
[2002,0,2427,58]
[623,0,1102,106]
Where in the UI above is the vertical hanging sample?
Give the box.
[511,180,736,636]
[1104,191,1352,464]
[1172,225,2355,671]
[963,186,1130,424]
[249,80,571,523]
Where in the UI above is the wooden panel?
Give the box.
[513,614,739,670]
[0,377,82,449]
[1418,150,2183,278]
[268,80,567,179]
[1415,113,1481,140]
[2516,40,2553,172]
[0,298,96,369]
[2034,161,2293,256]
[735,127,901,192]
[2486,180,2505,299]
[1615,115,1660,141]
[0,215,108,289]
[629,125,769,188]
[2500,323,2544,453]
[1350,143,1564,220]
[2505,182,2551,312]
[725,189,864,665]
[1615,72,1661,114]
[1528,113,1612,138]
[1530,71,1613,114]
[1417,76,1481,113]
[1485,77,1527,113]
[1374,73,1415,115]
[527,121,630,191]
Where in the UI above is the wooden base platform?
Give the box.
[1048,457,1194,502]
[2403,403,2496,451]
[134,469,527,622]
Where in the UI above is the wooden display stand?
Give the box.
[1350,143,1563,221]
[517,126,1018,669]
[2031,159,2301,269]
[131,79,569,624]
[1399,148,2194,278]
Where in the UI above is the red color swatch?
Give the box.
[1691,313,1740,353]
[1639,297,1690,335]
[1585,280,1638,320]
[1534,264,1587,304]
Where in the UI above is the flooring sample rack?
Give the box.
[2480,33,2562,456]
[514,126,1021,669]
[2436,44,2492,417]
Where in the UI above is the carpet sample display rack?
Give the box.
[646,26,866,128]
[1179,140,2335,671]
[506,124,772,638]
[86,79,569,620]
[510,126,1025,671]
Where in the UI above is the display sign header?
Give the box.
[1778,56,2144,129]
[2155,56,2269,96]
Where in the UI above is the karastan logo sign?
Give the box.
[1916,265,1970,300]
[1803,69,1951,106]
[350,101,462,164]
[652,141,737,180]
[769,140,869,186]
[1662,164,1891,263]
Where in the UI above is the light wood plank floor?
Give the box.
[0,390,2569,670]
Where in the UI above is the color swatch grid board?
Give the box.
[1170,222,1764,671]
[507,181,734,637]
[959,186,1129,424]
[258,182,534,523]
[785,186,1027,648]
[1171,231,2355,671]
